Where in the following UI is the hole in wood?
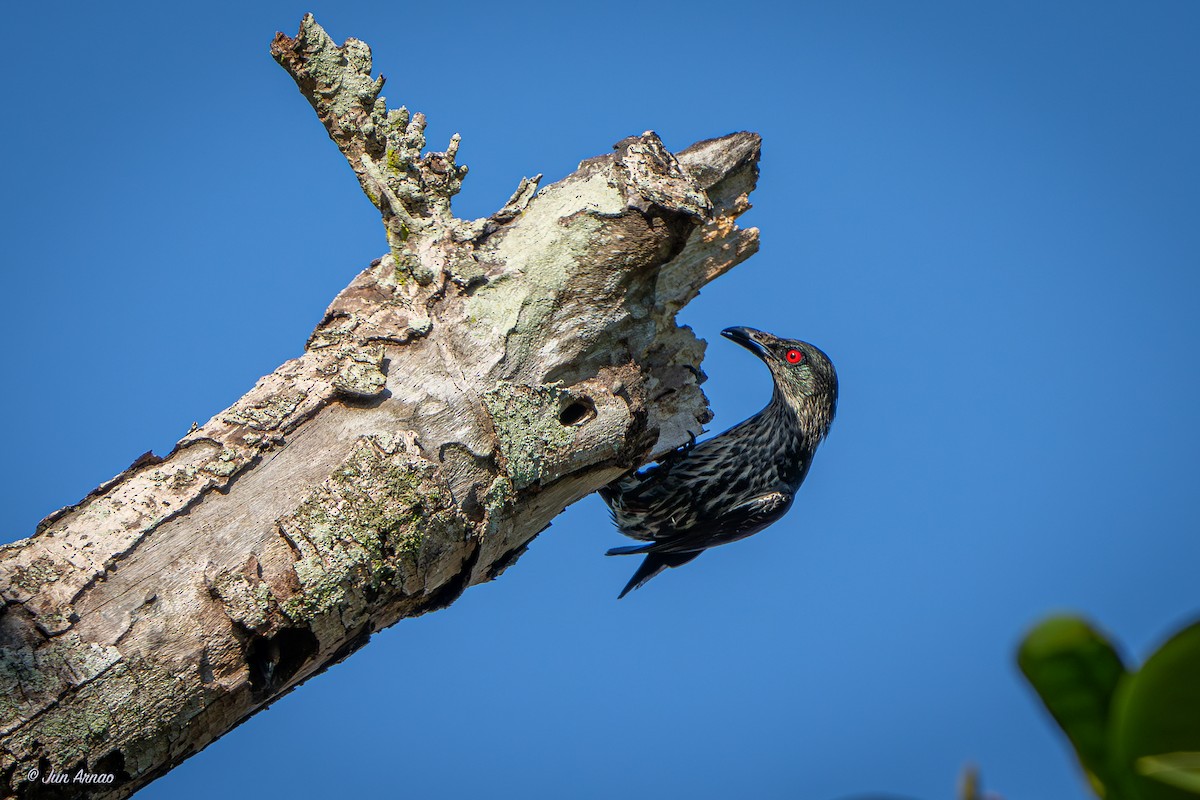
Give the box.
[245,626,319,699]
[558,398,594,426]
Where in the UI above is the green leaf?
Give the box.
[1137,753,1200,794]
[1018,615,1128,795]
[1111,621,1200,800]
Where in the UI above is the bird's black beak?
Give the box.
[721,326,771,359]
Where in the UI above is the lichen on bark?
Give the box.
[0,14,762,799]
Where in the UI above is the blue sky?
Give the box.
[3,2,1199,798]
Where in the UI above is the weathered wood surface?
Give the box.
[0,15,760,798]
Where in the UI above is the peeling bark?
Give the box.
[0,14,761,799]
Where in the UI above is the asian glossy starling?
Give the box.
[600,326,838,598]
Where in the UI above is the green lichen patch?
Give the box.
[6,554,62,596]
[334,345,387,399]
[4,654,207,787]
[202,448,245,479]
[407,315,432,336]
[483,474,515,517]
[388,244,435,285]
[447,244,486,287]
[279,438,457,623]
[0,632,120,732]
[168,464,202,489]
[274,16,468,236]
[311,37,381,123]
[484,382,575,490]
[209,570,275,633]
[222,388,308,431]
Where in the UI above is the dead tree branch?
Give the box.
[0,15,760,798]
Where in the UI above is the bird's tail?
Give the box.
[611,550,702,599]
[605,542,656,556]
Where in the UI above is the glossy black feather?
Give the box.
[614,551,701,599]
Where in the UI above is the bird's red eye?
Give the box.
[785,349,804,364]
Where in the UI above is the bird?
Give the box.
[599,326,838,598]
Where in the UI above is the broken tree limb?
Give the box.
[0,14,760,799]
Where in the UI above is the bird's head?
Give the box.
[721,326,838,438]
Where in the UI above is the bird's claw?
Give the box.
[657,430,698,470]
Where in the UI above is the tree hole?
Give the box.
[558,398,594,426]
[245,626,319,700]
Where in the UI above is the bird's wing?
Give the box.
[646,490,794,554]
[608,436,738,512]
